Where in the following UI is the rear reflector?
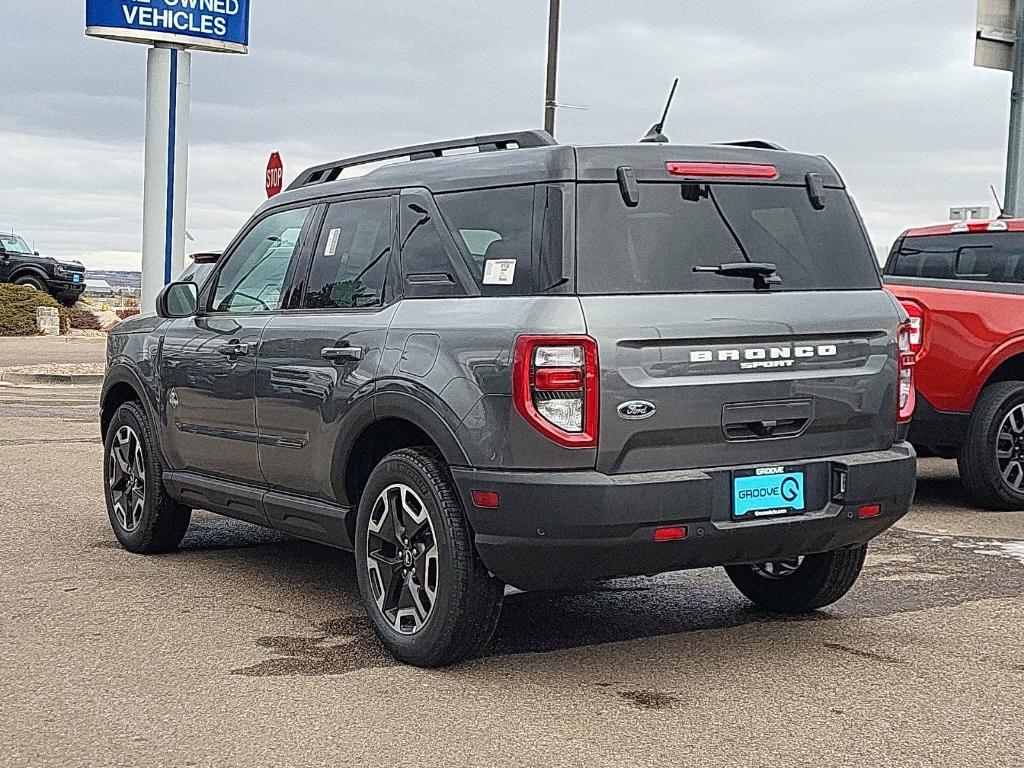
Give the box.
[666,162,779,180]
[858,504,881,519]
[471,491,500,509]
[653,526,688,542]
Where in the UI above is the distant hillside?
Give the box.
[86,271,141,289]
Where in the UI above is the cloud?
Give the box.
[0,0,1015,268]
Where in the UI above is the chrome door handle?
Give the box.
[218,342,250,357]
[321,346,364,362]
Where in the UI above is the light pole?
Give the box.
[544,0,561,137]
[1006,1,1024,216]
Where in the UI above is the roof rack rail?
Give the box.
[288,130,557,191]
[716,140,787,151]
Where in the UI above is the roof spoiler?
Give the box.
[288,130,557,191]
[716,140,788,151]
[190,251,221,264]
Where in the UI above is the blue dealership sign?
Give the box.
[86,0,250,54]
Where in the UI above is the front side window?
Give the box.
[303,197,394,309]
[211,206,311,312]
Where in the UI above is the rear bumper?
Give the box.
[453,443,917,591]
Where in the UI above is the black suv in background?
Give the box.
[0,232,86,306]
[100,131,917,666]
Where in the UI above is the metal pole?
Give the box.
[141,46,190,313]
[544,0,561,137]
[1005,0,1024,217]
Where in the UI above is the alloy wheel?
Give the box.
[750,557,804,579]
[365,484,439,635]
[996,404,1024,493]
[108,425,146,532]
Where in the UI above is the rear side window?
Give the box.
[576,183,880,294]
[303,197,393,309]
[888,234,1024,283]
[436,186,535,294]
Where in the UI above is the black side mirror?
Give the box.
[156,281,199,318]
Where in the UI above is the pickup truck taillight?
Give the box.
[513,335,599,448]
[899,299,925,356]
[897,323,917,424]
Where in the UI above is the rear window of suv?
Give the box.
[576,183,880,294]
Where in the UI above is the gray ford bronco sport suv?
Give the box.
[100,130,917,666]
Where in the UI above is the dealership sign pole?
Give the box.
[85,0,250,312]
[976,0,1024,216]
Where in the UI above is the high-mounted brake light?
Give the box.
[513,335,599,448]
[666,162,779,180]
[897,323,917,424]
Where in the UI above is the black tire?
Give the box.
[957,381,1024,511]
[102,401,191,554]
[354,447,504,667]
[724,545,867,613]
[13,275,46,292]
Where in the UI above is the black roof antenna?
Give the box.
[640,78,679,144]
[991,184,1011,219]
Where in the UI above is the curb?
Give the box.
[0,371,105,386]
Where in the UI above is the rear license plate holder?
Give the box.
[732,465,807,519]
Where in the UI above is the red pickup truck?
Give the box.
[884,219,1024,510]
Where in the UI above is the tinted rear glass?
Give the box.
[576,183,880,294]
[436,186,535,295]
[887,233,1024,283]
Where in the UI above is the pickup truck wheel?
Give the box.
[13,275,46,292]
[724,545,867,613]
[958,382,1024,511]
[103,401,192,553]
[354,447,504,667]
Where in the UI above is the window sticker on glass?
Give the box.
[324,228,342,257]
[483,259,516,285]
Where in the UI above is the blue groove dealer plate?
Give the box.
[732,466,806,519]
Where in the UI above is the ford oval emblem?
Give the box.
[617,400,656,420]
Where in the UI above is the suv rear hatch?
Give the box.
[575,161,899,474]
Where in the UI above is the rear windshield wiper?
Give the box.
[693,262,782,290]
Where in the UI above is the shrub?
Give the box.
[67,306,105,331]
[0,283,70,336]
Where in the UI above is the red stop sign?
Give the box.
[266,152,284,198]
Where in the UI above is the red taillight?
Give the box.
[666,162,779,180]
[534,367,585,391]
[653,526,688,542]
[513,335,599,448]
[897,323,916,424]
[899,299,925,356]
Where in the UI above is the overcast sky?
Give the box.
[0,0,1014,270]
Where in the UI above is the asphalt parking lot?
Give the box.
[1,382,1022,767]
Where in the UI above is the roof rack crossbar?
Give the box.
[716,140,788,151]
[288,130,557,190]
